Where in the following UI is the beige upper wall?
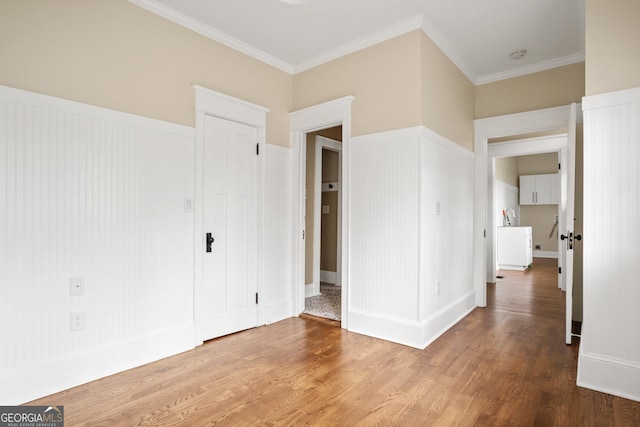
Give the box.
[293,31,422,139]
[586,0,640,95]
[420,33,475,151]
[475,62,585,119]
[293,30,474,150]
[517,153,558,175]
[0,0,292,146]
[495,157,519,187]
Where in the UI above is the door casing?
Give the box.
[474,104,582,345]
[290,96,354,328]
[473,104,581,307]
[194,86,269,345]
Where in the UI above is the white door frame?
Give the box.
[473,104,581,307]
[193,86,269,345]
[313,136,342,291]
[290,96,354,328]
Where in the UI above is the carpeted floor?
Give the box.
[304,283,341,321]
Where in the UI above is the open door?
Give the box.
[562,103,577,344]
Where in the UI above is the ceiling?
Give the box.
[131,0,585,85]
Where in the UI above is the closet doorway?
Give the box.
[303,128,342,321]
[290,95,354,329]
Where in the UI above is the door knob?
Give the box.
[560,231,575,250]
[206,233,215,253]
[575,234,582,241]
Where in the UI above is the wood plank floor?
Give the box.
[30,258,640,426]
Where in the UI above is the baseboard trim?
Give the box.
[1,324,195,405]
[577,346,640,402]
[348,291,476,350]
[320,270,337,285]
[262,298,292,325]
[305,282,320,298]
[419,291,477,349]
[533,250,558,259]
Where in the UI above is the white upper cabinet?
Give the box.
[519,173,559,205]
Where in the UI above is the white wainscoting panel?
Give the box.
[418,127,475,339]
[350,133,420,322]
[0,85,195,404]
[578,86,640,402]
[262,144,293,325]
[349,126,475,349]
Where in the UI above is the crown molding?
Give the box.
[476,52,585,85]
[419,16,477,84]
[129,0,582,85]
[129,0,294,73]
[293,15,424,74]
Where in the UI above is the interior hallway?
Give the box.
[29,258,640,425]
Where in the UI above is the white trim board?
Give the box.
[577,349,640,402]
[320,270,338,285]
[533,250,558,259]
[305,283,320,298]
[295,15,423,74]
[348,292,476,350]
[129,0,292,73]
[0,326,193,405]
[0,85,194,137]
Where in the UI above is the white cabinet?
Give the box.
[519,173,559,205]
[497,226,533,271]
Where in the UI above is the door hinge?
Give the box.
[256,143,259,155]
[255,292,258,304]
[483,229,486,238]
[303,230,305,239]
[558,163,561,170]
[559,267,562,274]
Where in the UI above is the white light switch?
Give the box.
[322,205,330,214]
[184,198,193,213]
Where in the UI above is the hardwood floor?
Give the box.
[30,258,640,426]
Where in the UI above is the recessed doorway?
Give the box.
[303,129,342,321]
[289,95,354,329]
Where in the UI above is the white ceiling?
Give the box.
[131,0,585,85]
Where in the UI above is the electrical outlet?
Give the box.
[70,311,85,332]
[70,277,84,296]
[436,280,441,295]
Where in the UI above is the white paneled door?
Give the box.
[201,115,258,341]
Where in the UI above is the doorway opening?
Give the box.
[474,104,582,345]
[303,129,342,321]
[491,149,565,321]
[289,95,354,329]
